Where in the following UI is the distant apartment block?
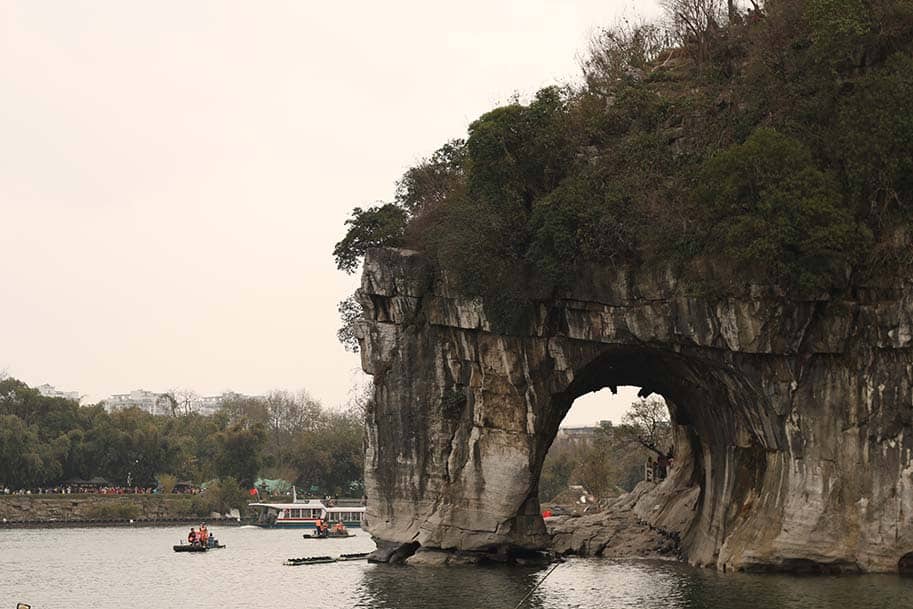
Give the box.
[103,389,262,416]
[555,421,613,445]
[104,389,171,415]
[35,383,81,402]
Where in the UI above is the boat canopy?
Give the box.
[249,500,326,511]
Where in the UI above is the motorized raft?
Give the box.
[173,534,225,552]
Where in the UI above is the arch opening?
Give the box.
[538,386,671,509]
[528,344,774,565]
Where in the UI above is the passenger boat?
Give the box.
[248,498,366,529]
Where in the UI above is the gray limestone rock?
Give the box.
[357,248,913,573]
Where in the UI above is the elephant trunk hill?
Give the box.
[356,247,913,573]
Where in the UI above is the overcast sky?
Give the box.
[1,0,662,426]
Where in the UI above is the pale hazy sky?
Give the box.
[1,0,661,426]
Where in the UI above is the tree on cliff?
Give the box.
[334,0,913,337]
[333,204,408,274]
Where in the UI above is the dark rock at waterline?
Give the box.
[356,247,913,573]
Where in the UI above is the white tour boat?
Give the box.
[249,493,366,529]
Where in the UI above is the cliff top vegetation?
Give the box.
[336,0,913,337]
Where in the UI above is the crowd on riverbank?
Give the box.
[1,485,199,496]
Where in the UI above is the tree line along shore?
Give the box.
[0,376,366,509]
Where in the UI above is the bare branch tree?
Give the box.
[164,388,199,416]
[660,0,727,64]
[582,18,669,93]
[616,397,673,457]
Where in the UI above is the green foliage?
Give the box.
[336,294,363,353]
[0,379,365,497]
[335,0,913,319]
[539,418,659,504]
[222,391,364,497]
[213,422,266,487]
[157,473,177,494]
[806,0,873,42]
[395,139,467,214]
[528,175,636,289]
[834,53,913,224]
[539,443,576,503]
[333,204,408,274]
[695,128,869,289]
[193,477,248,516]
[0,414,47,488]
[467,86,575,211]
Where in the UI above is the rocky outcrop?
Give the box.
[357,247,913,573]
[548,483,679,558]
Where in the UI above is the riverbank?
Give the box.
[0,494,242,528]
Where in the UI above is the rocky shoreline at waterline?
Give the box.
[0,495,242,528]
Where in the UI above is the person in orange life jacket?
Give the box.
[188,528,198,545]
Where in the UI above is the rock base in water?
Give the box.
[369,541,554,567]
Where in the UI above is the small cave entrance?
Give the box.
[899,552,913,576]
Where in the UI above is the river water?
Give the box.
[2,526,913,609]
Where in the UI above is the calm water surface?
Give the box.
[2,526,912,609]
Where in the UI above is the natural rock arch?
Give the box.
[356,248,913,572]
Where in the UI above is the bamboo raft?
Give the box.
[284,552,369,566]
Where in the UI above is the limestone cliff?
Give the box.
[356,247,913,572]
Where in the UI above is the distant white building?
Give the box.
[194,394,223,416]
[192,392,265,415]
[103,389,263,416]
[35,384,81,402]
[555,421,613,445]
[104,390,171,415]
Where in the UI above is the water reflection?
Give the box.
[354,558,913,609]
[354,563,539,609]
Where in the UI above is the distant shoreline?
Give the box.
[0,517,245,530]
[0,494,245,529]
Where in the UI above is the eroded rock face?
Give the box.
[357,248,913,572]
